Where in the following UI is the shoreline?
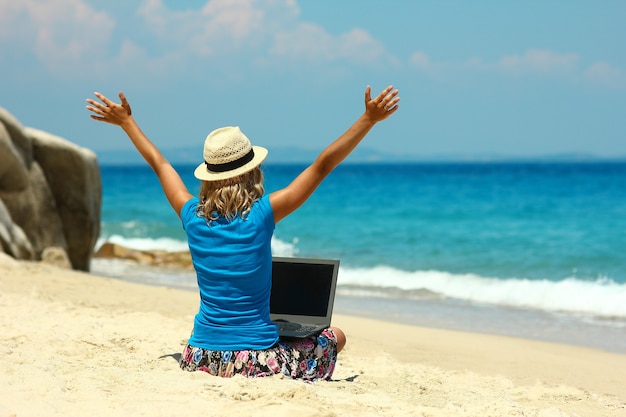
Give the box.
[335,294,626,355]
[1,257,625,416]
[90,257,626,355]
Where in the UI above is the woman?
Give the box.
[86,85,399,380]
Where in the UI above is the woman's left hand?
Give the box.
[86,91,133,127]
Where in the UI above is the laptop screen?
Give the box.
[270,258,338,318]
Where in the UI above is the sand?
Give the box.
[1,254,625,417]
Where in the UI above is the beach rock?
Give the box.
[0,200,34,260]
[95,242,156,265]
[0,161,68,258]
[95,242,193,270]
[0,108,101,271]
[0,122,29,191]
[0,107,33,167]
[41,246,72,269]
[28,127,101,271]
[152,250,193,269]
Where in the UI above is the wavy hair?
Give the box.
[196,167,265,222]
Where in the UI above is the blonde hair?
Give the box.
[196,167,265,222]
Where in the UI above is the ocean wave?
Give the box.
[96,235,189,252]
[93,234,625,319]
[338,266,626,319]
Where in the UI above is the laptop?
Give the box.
[270,257,340,338]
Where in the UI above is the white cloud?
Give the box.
[270,24,391,66]
[137,0,270,55]
[0,0,396,80]
[137,0,395,67]
[495,49,579,75]
[410,49,581,76]
[408,51,453,82]
[0,0,115,74]
[585,61,626,88]
[409,52,431,71]
[409,49,625,89]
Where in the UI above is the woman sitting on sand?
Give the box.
[85,85,399,381]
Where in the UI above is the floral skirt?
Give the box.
[179,328,338,381]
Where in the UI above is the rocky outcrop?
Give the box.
[0,199,33,259]
[95,242,193,270]
[0,108,101,271]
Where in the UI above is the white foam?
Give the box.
[94,233,626,319]
[270,236,299,257]
[96,235,298,257]
[96,235,189,252]
[338,266,626,319]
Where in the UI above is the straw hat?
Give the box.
[193,126,268,181]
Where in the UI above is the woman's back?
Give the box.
[181,195,278,351]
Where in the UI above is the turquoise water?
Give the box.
[95,162,626,352]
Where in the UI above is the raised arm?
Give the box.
[86,92,193,217]
[270,85,400,223]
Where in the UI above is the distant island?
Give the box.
[95,145,625,166]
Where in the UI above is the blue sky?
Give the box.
[1,0,625,160]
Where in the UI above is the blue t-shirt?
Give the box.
[181,195,278,350]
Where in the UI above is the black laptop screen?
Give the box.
[270,261,334,317]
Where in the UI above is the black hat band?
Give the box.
[204,149,255,173]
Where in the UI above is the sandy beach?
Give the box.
[1,254,625,417]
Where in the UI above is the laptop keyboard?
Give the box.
[276,322,319,332]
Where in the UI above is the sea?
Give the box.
[92,162,626,354]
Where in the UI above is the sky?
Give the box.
[1,0,625,161]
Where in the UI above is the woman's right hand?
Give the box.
[363,85,400,124]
